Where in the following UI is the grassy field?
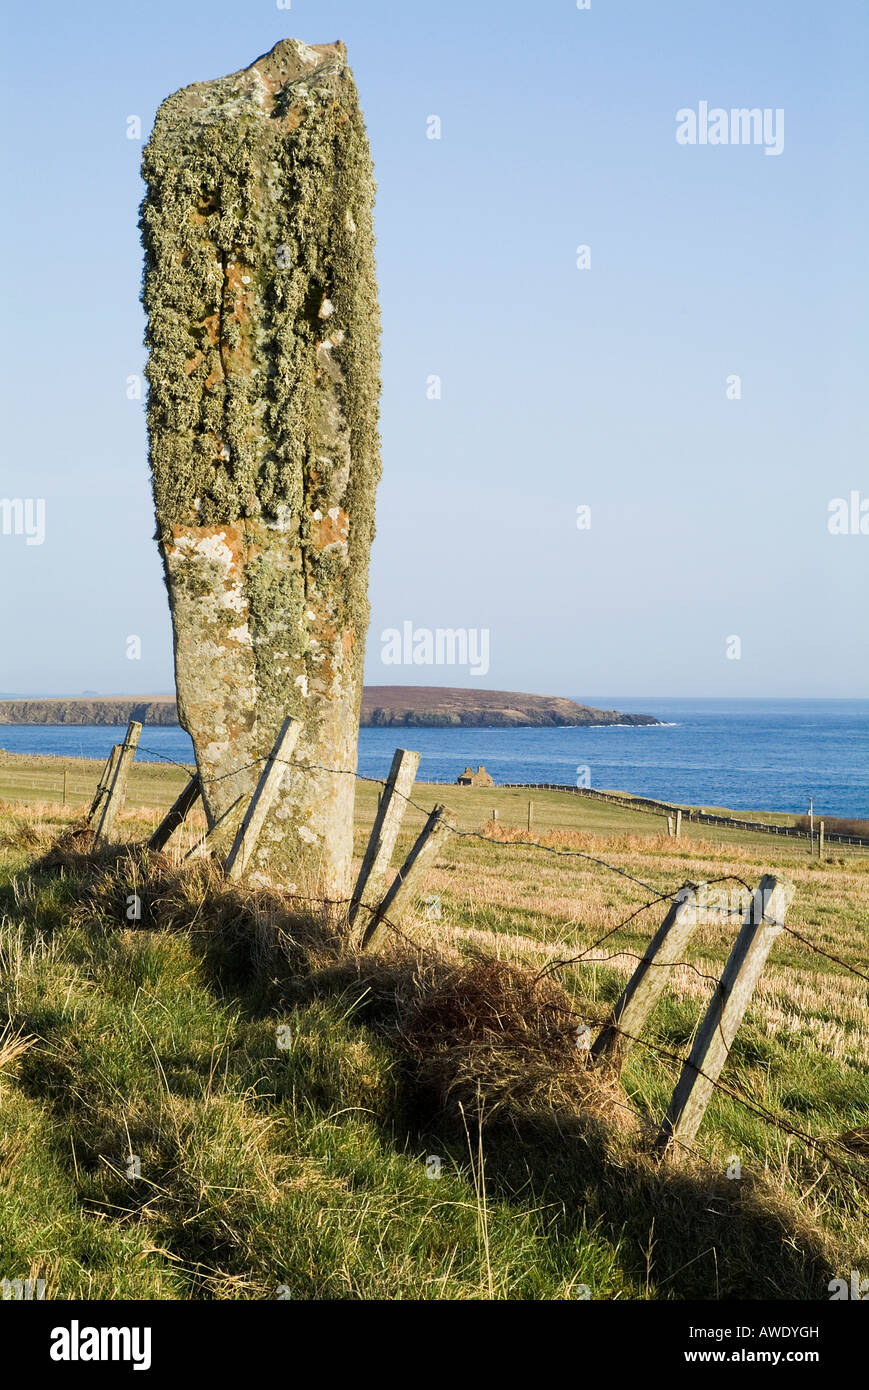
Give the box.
[0,762,867,1300]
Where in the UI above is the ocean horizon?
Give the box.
[1,697,867,819]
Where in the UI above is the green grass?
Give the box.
[0,778,866,1301]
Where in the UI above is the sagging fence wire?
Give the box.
[170,877,867,1192]
[133,743,869,987]
[60,742,869,1194]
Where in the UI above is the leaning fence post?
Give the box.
[92,722,142,846]
[348,748,420,932]
[359,804,451,951]
[87,745,121,823]
[148,775,202,852]
[225,718,302,881]
[655,874,795,1156]
[184,794,245,863]
[591,884,703,1075]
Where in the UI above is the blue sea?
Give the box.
[1,698,867,819]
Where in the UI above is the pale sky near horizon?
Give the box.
[0,0,866,699]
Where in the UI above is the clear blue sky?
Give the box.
[1,0,866,698]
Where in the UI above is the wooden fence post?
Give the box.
[62,769,68,806]
[148,775,202,852]
[87,745,121,822]
[666,816,674,837]
[674,809,682,839]
[184,794,245,862]
[492,808,498,822]
[655,875,795,1156]
[359,804,450,951]
[348,748,420,932]
[92,722,142,846]
[591,884,702,1075]
[225,718,302,881]
[818,821,824,859]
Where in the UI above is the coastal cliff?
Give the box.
[0,690,660,729]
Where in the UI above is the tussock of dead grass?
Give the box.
[394,955,638,1131]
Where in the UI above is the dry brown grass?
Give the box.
[397,955,637,1129]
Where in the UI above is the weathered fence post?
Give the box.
[62,769,68,806]
[184,795,246,863]
[225,718,302,882]
[348,748,420,932]
[492,808,498,822]
[655,874,795,1156]
[92,722,142,846]
[359,805,451,951]
[87,745,121,823]
[148,775,202,852]
[591,884,702,1075]
[818,821,824,859]
[674,809,682,839]
[666,815,674,837]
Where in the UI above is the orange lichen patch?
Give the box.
[226,260,253,304]
[169,522,248,571]
[205,368,222,391]
[342,629,354,656]
[220,260,256,378]
[283,108,305,135]
[311,509,349,549]
[203,313,220,347]
[316,658,336,689]
[185,351,205,377]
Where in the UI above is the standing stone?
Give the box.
[140,39,380,896]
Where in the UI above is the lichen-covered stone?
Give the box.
[140,39,381,895]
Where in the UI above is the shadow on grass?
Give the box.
[1,842,844,1301]
[232,949,840,1301]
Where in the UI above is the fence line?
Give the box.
[501,783,869,846]
[6,748,868,846]
[40,739,869,988]
[20,727,868,1194]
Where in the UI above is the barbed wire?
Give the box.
[132,743,869,986]
[167,878,869,1190]
[36,764,869,1195]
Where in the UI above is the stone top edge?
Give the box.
[157,38,349,111]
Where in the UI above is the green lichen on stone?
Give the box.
[139,40,381,891]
